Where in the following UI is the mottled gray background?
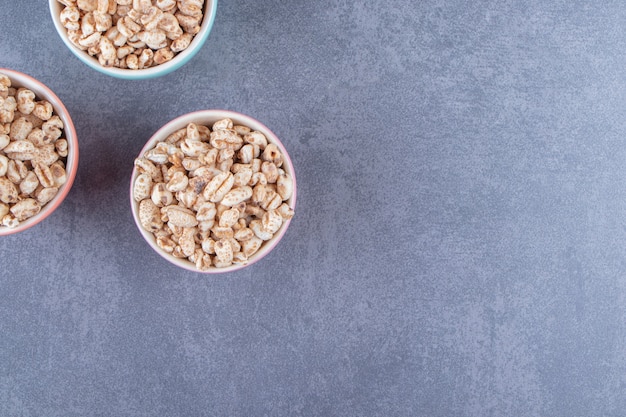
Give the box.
[1,0,626,416]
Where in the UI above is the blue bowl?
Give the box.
[48,0,217,80]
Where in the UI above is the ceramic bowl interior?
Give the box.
[130,110,297,273]
[48,0,218,80]
[0,68,79,236]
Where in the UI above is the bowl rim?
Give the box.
[0,68,79,236]
[48,0,218,80]
[129,109,297,274]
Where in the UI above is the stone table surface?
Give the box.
[2,1,626,416]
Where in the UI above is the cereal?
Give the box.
[0,73,68,229]
[133,119,295,269]
[56,0,206,69]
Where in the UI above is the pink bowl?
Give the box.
[0,68,79,236]
[130,110,297,273]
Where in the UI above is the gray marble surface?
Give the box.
[2,1,626,416]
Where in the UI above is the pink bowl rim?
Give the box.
[0,68,79,236]
[130,109,297,274]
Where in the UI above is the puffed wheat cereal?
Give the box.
[134,119,295,269]
[0,73,69,229]
[56,0,207,69]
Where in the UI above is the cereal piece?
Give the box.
[195,252,212,271]
[176,189,197,208]
[133,172,152,202]
[261,209,283,234]
[138,199,163,232]
[94,10,113,32]
[151,183,173,207]
[261,190,283,211]
[137,30,167,49]
[82,12,97,36]
[277,203,295,220]
[67,30,88,50]
[195,201,216,222]
[60,6,81,31]
[214,239,233,265]
[27,128,46,147]
[10,199,41,221]
[261,161,279,183]
[49,162,67,187]
[9,117,33,141]
[4,140,35,154]
[210,225,234,240]
[237,144,256,164]
[77,0,98,12]
[179,227,196,257]
[170,32,192,52]
[33,101,54,121]
[156,0,176,11]
[187,176,206,194]
[202,171,234,203]
[0,178,19,204]
[276,173,293,200]
[125,52,139,69]
[42,116,64,143]
[163,205,198,227]
[234,227,254,242]
[261,143,284,167]
[212,118,233,131]
[55,138,69,157]
[233,167,252,188]
[0,96,16,123]
[140,6,163,31]
[221,186,252,207]
[19,172,39,195]
[117,16,141,38]
[16,89,36,115]
[36,187,59,205]
[178,0,204,17]
[137,48,154,68]
[133,0,152,13]
[105,26,127,46]
[0,135,9,150]
[33,144,60,167]
[160,13,183,39]
[166,171,190,193]
[99,36,117,65]
[209,129,243,150]
[156,235,176,253]
[79,31,102,48]
[153,47,174,65]
[7,160,28,184]
[0,77,9,99]
[218,208,239,228]
[244,131,268,149]
[241,236,263,258]
[33,163,55,188]
[97,0,110,13]
[249,219,273,241]
[0,155,7,176]
[134,157,160,179]
[175,12,201,35]
[2,214,19,228]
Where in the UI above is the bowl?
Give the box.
[48,0,218,80]
[0,68,79,236]
[130,110,297,273]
